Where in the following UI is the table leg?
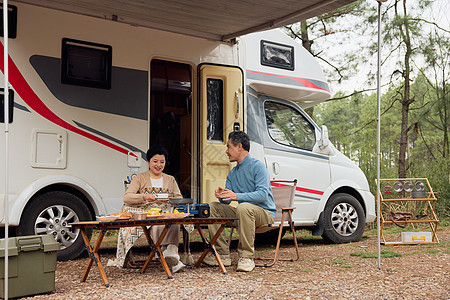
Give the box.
[140,224,173,279]
[194,224,228,275]
[181,226,194,265]
[80,228,110,287]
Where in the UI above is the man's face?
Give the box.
[226,138,241,162]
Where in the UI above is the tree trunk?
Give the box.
[442,79,449,158]
[397,0,414,179]
[398,101,409,178]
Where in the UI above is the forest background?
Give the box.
[285,0,449,219]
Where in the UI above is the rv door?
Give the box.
[199,64,243,203]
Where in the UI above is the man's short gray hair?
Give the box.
[228,131,250,151]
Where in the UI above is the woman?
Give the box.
[108,146,185,273]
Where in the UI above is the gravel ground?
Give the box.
[23,226,449,300]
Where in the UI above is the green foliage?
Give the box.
[316,74,449,220]
[299,0,449,220]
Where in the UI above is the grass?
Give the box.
[403,251,420,256]
[330,259,345,264]
[424,249,440,254]
[380,250,402,258]
[350,252,377,258]
[330,259,353,269]
[350,250,402,258]
[300,268,313,272]
[342,265,353,268]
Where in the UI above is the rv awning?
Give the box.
[13,0,356,41]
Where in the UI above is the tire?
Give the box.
[18,191,92,261]
[321,193,365,244]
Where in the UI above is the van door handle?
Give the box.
[272,162,280,175]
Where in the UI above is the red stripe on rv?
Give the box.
[247,70,329,92]
[271,182,324,196]
[0,42,132,156]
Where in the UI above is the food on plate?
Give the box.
[97,215,118,222]
[109,212,132,218]
[163,209,189,218]
[147,207,163,216]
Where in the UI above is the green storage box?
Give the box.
[0,235,60,298]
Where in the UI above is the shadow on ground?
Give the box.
[93,232,329,257]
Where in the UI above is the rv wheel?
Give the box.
[321,193,365,244]
[18,191,92,261]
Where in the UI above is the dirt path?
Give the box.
[24,226,449,299]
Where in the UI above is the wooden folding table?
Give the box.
[70,217,235,287]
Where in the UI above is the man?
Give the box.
[204,131,276,272]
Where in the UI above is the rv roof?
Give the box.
[13,0,356,41]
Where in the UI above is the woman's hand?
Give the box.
[143,193,157,202]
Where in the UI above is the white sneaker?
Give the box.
[236,257,255,272]
[162,244,180,266]
[202,253,231,267]
[171,261,186,273]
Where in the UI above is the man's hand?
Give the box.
[215,187,224,199]
[216,188,237,201]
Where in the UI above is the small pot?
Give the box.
[133,213,147,220]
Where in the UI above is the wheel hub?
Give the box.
[331,203,358,236]
[34,205,80,250]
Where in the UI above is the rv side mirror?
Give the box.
[321,125,329,147]
[319,125,329,149]
[0,88,14,123]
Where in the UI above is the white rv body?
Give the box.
[0,2,375,260]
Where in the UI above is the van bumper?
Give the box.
[360,190,376,223]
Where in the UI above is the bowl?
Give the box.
[133,213,148,220]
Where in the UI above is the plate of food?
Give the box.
[97,215,119,222]
[156,192,169,199]
[146,214,165,219]
[162,212,190,219]
[113,212,133,220]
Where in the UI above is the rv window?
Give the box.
[206,79,224,142]
[260,40,294,71]
[0,4,17,39]
[264,101,315,150]
[61,38,112,89]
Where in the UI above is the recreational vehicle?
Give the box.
[1,2,375,260]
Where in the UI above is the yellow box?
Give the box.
[401,232,432,243]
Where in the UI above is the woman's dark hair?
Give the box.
[146,145,169,162]
[228,131,250,152]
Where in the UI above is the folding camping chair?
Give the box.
[255,179,300,267]
[227,179,300,267]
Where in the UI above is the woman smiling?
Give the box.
[107,146,185,273]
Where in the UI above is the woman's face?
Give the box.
[148,154,166,177]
